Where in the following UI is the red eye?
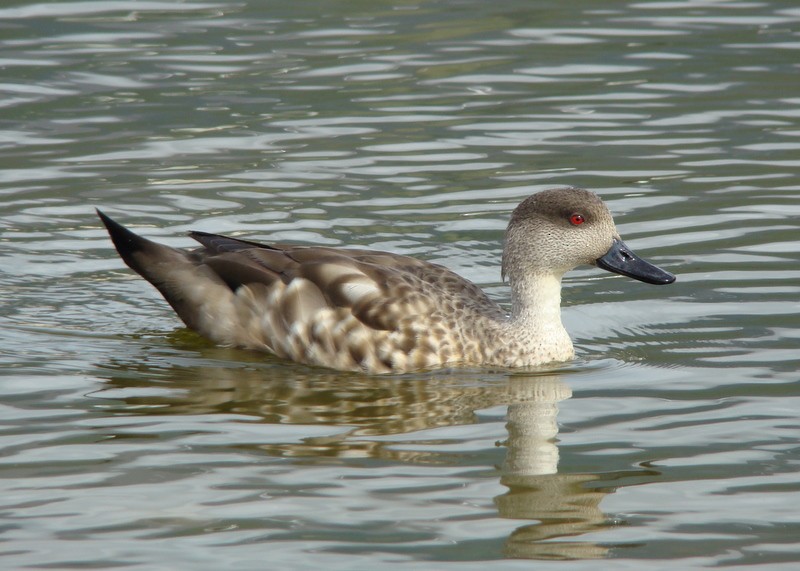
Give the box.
[569,213,585,226]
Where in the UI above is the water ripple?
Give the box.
[1,0,799,568]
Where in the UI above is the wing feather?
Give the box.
[187,232,503,341]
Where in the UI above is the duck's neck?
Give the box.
[509,271,565,330]
[501,271,573,365]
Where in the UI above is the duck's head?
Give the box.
[501,187,676,285]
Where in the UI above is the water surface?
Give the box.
[1,1,799,569]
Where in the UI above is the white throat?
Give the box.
[504,270,573,365]
[509,271,565,329]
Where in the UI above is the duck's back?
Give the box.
[169,232,508,373]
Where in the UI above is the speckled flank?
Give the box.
[97,187,673,374]
[179,252,518,373]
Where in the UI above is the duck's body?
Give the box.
[98,187,675,374]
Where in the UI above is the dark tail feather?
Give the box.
[96,208,187,281]
[96,208,150,265]
[96,209,205,329]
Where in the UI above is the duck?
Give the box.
[97,187,675,374]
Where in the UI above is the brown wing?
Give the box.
[189,232,505,332]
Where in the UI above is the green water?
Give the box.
[1,1,799,569]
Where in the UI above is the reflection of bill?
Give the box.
[496,375,609,560]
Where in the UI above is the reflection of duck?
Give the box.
[497,376,610,560]
[97,187,674,373]
[96,347,518,438]
[502,376,573,477]
[96,354,617,559]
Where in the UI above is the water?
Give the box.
[1,0,799,569]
